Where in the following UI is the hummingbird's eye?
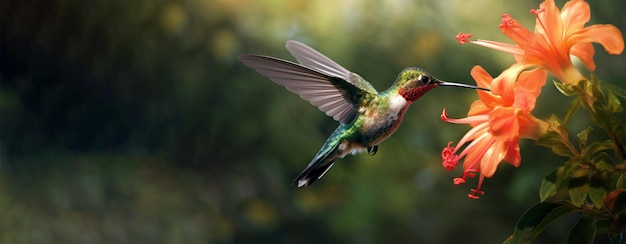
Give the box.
[418,75,430,84]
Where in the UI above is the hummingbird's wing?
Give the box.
[238,54,377,124]
[285,41,378,95]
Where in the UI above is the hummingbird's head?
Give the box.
[394,68,442,102]
[394,67,491,102]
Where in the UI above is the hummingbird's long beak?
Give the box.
[439,81,490,92]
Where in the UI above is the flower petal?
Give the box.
[461,134,494,172]
[571,24,625,55]
[490,63,531,104]
[480,141,507,177]
[467,100,490,117]
[560,0,590,34]
[515,68,547,97]
[502,142,521,167]
[514,89,538,112]
[517,112,549,140]
[470,66,506,109]
[470,65,492,88]
[489,107,519,141]
[535,0,564,48]
[570,42,595,70]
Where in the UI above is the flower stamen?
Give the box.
[456,32,473,45]
[530,7,545,15]
[498,14,515,30]
[453,177,466,185]
[468,189,485,200]
[442,142,459,170]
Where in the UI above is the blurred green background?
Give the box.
[0,0,625,243]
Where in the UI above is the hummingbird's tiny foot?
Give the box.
[367,145,378,155]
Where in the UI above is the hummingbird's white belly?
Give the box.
[332,94,410,159]
[337,142,367,156]
[360,94,410,146]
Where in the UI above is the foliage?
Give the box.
[441,0,626,242]
[507,76,626,243]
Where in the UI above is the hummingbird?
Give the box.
[238,41,489,187]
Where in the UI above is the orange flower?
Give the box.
[442,64,548,199]
[457,0,624,84]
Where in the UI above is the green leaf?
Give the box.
[577,127,592,150]
[536,131,576,157]
[568,168,592,207]
[588,172,608,209]
[553,144,577,158]
[582,141,615,160]
[533,205,580,239]
[540,167,561,201]
[588,76,606,103]
[567,217,596,244]
[554,80,578,96]
[540,162,581,201]
[563,97,581,125]
[509,201,579,243]
[607,92,623,113]
[536,131,563,147]
[591,152,614,170]
[592,106,622,133]
[601,80,626,100]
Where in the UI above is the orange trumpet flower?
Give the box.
[457,0,624,84]
[441,65,548,199]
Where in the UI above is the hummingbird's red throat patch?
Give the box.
[399,84,438,101]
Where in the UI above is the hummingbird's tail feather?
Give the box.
[293,139,341,187]
[294,161,336,187]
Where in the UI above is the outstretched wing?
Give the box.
[238,54,376,124]
[285,40,378,95]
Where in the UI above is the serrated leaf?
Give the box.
[540,167,561,201]
[554,80,578,96]
[582,141,615,160]
[577,127,592,150]
[588,77,606,103]
[536,132,576,157]
[601,80,626,100]
[588,172,608,209]
[592,106,622,133]
[568,169,592,206]
[591,152,614,170]
[554,144,577,157]
[563,97,581,125]
[569,184,589,207]
[588,186,606,209]
[607,92,623,113]
[536,131,563,147]
[567,217,596,244]
[533,205,580,239]
[540,161,581,201]
[509,201,579,243]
